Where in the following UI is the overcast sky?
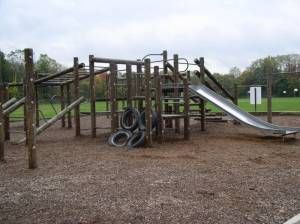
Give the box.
[1,0,300,73]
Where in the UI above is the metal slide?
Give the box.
[189,85,300,135]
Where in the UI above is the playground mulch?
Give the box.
[0,116,299,224]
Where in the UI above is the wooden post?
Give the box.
[66,84,72,128]
[60,85,65,128]
[110,63,118,132]
[144,59,152,146]
[267,73,272,123]
[126,64,132,108]
[173,54,180,133]
[183,72,190,140]
[3,86,10,140]
[155,66,163,143]
[0,55,3,161]
[105,74,110,117]
[23,73,27,133]
[35,72,39,127]
[199,57,206,131]
[24,48,37,169]
[136,62,143,111]
[73,57,80,136]
[0,97,4,162]
[89,55,96,137]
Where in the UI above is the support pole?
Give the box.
[136,62,143,111]
[110,63,118,132]
[35,72,39,127]
[0,95,4,161]
[155,66,163,143]
[24,48,37,169]
[3,86,9,140]
[183,72,190,140]
[144,59,152,146]
[66,84,72,128]
[73,57,80,136]
[89,55,96,137]
[199,57,206,131]
[126,64,132,108]
[267,73,272,123]
[174,54,180,133]
[60,85,65,128]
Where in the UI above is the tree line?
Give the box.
[1,49,300,101]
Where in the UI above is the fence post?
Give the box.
[267,73,272,123]
[144,59,152,146]
[73,57,80,136]
[136,62,143,111]
[89,55,96,137]
[24,48,37,169]
[199,57,206,131]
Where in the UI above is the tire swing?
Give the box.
[120,108,140,131]
[127,131,146,148]
[108,130,132,147]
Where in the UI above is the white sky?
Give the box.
[1,0,300,73]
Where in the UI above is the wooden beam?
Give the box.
[3,97,25,115]
[60,85,65,128]
[34,63,84,85]
[183,72,190,140]
[136,63,143,111]
[126,64,132,108]
[66,84,72,128]
[0,97,4,161]
[35,72,39,127]
[173,54,180,134]
[24,48,37,169]
[2,98,17,109]
[110,63,118,132]
[89,55,96,137]
[3,87,10,140]
[144,59,152,146]
[199,58,206,131]
[93,57,144,65]
[19,97,85,144]
[73,57,80,136]
[155,66,163,143]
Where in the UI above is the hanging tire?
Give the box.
[108,130,132,147]
[139,111,158,130]
[127,131,146,148]
[120,108,140,131]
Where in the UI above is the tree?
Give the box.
[228,66,241,78]
[35,54,63,74]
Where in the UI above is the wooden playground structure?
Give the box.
[2,48,298,169]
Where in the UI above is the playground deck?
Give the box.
[1,116,299,224]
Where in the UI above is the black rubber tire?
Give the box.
[127,131,146,148]
[120,108,140,131]
[108,130,132,147]
[139,111,158,130]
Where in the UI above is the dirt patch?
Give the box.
[0,115,299,224]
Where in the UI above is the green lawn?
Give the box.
[9,97,300,121]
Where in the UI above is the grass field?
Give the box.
[9,97,300,121]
